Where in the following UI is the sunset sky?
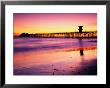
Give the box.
[14,13,97,35]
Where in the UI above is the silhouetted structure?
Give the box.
[78,26,83,33]
[19,26,97,38]
[19,32,97,38]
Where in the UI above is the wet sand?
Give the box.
[73,59,97,75]
[14,59,97,75]
[14,49,97,75]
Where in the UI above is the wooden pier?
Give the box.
[19,26,97,38]
[19,31,97,38]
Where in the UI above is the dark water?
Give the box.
[14,38,97,75]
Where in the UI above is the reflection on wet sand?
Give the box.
[14,38,97,75]
[79,38,84,57]
[79,39,84,63]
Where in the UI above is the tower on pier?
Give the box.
[78,26,83,33]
